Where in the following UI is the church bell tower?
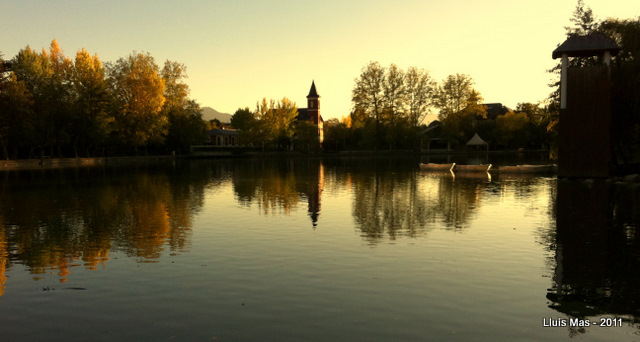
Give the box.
[307,81,320,125]
[306,80,323,143]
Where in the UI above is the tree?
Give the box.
[254,97,298,148]
[512,102,553,149]
[231,107,260,145]
[161,60,189,110]
[160,60,205,154]
[165,100,206,154]
[230,107,255,131]
[379,64,408,148]
[44,40,74,157]
[516,102,543,122]
[382,63,406,122]
[109,52,166,153]
[600,18,640,163]
[441,107,481,143]
[294,120,320,152]
[323,118,350,151]
[206,118,221,130]
[405,66,435,127]
[71,48,112,157]
[352,61,437,149]
[439,85,486,144]
[10,40,74,158]
[352,61,386,139]
[0,72,33,159]
[548,1,599,111]
[566,0,597,36]
[496,111,530,148]
[434,73,479,120]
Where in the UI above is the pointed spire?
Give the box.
[307,80,319,98]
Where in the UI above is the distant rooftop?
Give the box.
[206,128,239,136]
[552,32,620,59]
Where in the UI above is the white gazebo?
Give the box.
[466,133,488,151]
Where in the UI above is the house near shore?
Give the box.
[206,128,241,147]
[420,103,509,152]
[420,124,457,153]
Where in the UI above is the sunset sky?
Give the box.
[2,0,639,122]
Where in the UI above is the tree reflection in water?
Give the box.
[4,157,639,339]
[228,158,494,243]
[351,165,491,244]
[0,163,207,285]
[230,159,324,226]
[0,227,6,295]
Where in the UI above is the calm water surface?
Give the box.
[0,158,639,341]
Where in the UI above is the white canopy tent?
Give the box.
[466,133,488,151]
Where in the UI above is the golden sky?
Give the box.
[2,0,638,121]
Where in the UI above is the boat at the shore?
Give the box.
[497,164,557,174]
[419,163,493,173]
[419,163,455,171]
[454,164,492,173]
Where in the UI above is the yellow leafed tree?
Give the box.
[109,52,166,153]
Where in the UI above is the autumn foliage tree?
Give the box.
[108,52,166,154]
[9,41,75,158]
[71,48,112,157]
[254,97,298,149]
[2,40,205,158]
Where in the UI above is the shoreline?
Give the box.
[0,150,551,171]
[0,155,177,171]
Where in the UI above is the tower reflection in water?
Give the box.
[549,179,640,328]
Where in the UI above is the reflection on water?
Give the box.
[0,158,639,340]
[231,159,323,226]
[0,227,6,296]
[0,164,206,283]
[547,179,640,334]
[352,167,492,243]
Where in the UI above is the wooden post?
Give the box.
[603,51,611,66]
[560,53,568,110]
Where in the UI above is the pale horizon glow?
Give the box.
[2,0,639,122]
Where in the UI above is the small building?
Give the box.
[420,124,457,153]
[466,133,489,151]
[206,128,240,147]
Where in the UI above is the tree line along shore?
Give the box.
[1,1,638,165]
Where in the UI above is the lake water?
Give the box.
[0,157,639,341]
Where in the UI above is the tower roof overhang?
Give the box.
[552,32,620,59]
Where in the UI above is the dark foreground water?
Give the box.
[0,158,639,341]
